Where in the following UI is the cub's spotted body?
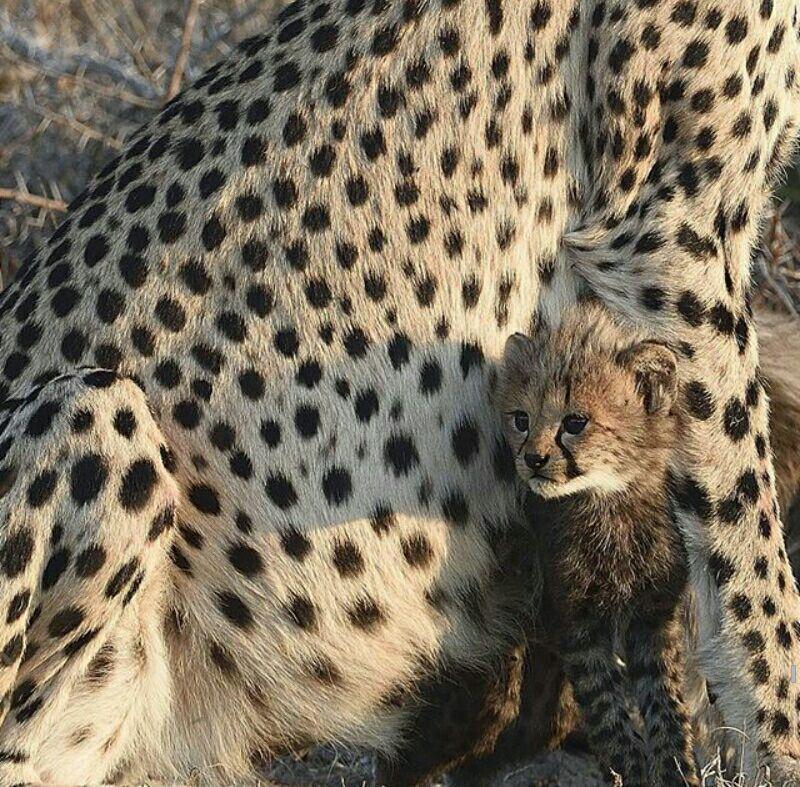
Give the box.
[0,0,798,784]
[499,304,698,786]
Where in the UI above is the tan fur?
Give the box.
[0,0,798,783]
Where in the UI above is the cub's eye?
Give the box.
[512,411,529,433]
[562,414,589,435]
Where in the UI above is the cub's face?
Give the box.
[499,325,678,500]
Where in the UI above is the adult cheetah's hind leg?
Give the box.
[0,369,179,785]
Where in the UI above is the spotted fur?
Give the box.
[0,0,798,784]
[557,1,800,772]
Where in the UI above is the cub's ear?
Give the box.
[503,333,534,369]
[618,341,677,414]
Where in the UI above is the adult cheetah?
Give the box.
[0,0,798,785]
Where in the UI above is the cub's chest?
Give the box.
[530,493,678,609]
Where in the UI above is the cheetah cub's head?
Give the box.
[499,304,679,500]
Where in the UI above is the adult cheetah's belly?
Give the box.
[0,169,529,756]
[0,0,544,751]
[157,330,525,750]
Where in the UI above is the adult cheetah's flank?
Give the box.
[0,0,798,784]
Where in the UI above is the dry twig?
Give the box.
[0,22,159,101]
[0,188,67,213]
[166,0,203,101]
[115,0,161,65]
[756,201,800,316]
[764,261,800,318]
[0,46,158,108]
[80,0,160,87]
[34,105,124,150]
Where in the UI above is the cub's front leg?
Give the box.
[559,612,647,787]
[626,592,700,787]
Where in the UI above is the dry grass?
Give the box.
[0,0,287,272]
[2,3,800,785]
[754,202,800,317]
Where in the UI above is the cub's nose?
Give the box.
[524,452,550,471]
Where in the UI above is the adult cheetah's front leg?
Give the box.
[0,370,178,784]
[550,0,800,779]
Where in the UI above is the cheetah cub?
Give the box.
[499,302,699,787]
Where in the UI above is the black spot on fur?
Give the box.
[119,459,158,512]
[384,433,420,477]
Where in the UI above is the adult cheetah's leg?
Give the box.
[551,1,800,776]
[0,369,178,784]
[626,603,699,787]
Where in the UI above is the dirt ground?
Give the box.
[1,2,798,785]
